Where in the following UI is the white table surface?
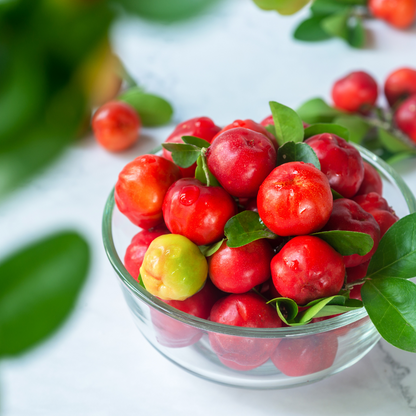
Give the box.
[1,1,416,415]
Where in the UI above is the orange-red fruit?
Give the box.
[384,67,416,106]
[369,0,416,29]
[92,101,140,152]
[332,71,378,113]
[115,155,181,229]
[394,95,416,143]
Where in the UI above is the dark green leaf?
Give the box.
[367,213,416,280]
[267,297,299,326]
[378,128,416,153]
[321,10,350,39]
[331,189,344,199]
[224,211,278,248]
[312,230,374,256]
[269,101,304,146]
[199,239,225,257]
[311,0,350,15]
[333,115,370,144]
[347,17,365,48]
[137,273,145,288]
[195,154,221,187]
[119,88,173,127]
[181,135,211,148]
[386,151,416,165]
[304,123,350,141]
[297,98,344,124]
[276,141,321,170]
[362,278,416,352]
[294,16,333,42]
[0,232,90,357]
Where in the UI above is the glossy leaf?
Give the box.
[267,297,299,326]
[333,115,370,144]
[269,101,304,146]
[224,211,277,248]
[181,135,211,148]
[0,232,90,357]
[194,154,220,187]
[321,10,350,39]
[162,143,200,168]
[303,123,350,141]
[294,16,333,42]
[276,141,321,170]
[297,98,344,124]
[119,88,173,126]
[367,213,416,280]
[312,230,374,256]
[378,128,415,153]
[362,278,416,352]
[199,239,225,257]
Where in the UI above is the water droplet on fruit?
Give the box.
[179,185,200,206]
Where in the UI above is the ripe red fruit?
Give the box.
[331,71,378,113]
[92,101,140,152]
[305,133,364,198]
[209,292,282,370]
[271,236,345,305]
[368,0,416,29]
[394,95,416,143]
[355,161,383,196]
[384,67,416,106]
[208,240,274,293]
[257,162,333,237]
[271,333,338,377]
[162,117,221,177]
[162,178,237,246]
[323,199,381,267]
[206,127,277,198]
[124,224,170,280]
[115,155,181,229]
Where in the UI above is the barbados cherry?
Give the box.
[271,236,345,305]
[323,199,381,267]
[92,101,141,152]
[369,0,416,29]
[209,292,282,371]
[207,127,276,198]
[208,240,274,293]
[384,67,416,106]
[257,162,333,236]
[115,155,181,229]
[162,178,237,246]
[162,117,220,177]
[332,71,378,113]
[355,161,383,196]
[394,95,416,143]
[305,133,364,198]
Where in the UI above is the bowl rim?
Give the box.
[102,144,416,338]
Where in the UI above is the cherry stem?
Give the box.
[344,277,368,290]
[200,148,211,187]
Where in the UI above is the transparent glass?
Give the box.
[102,145,416,389]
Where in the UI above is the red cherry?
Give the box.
[368,0,416,29]
[384,67,416,106]
[355,161,383,196]
[394,95,416,143]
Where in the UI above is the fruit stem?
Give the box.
[200,148,211,187]
[344,277,368,290]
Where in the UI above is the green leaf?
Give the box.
[0,231,90,357]
[137,273,145,288]
[378,128,416,153]
[199,239,225,257]
[267,297,299,326]
[269,101,304,146]
[264,124,277,138]
[347,17,365,48]
[294,295,347,322]
[386,151,416,165]
[313,299,363,317]
[312,230,374,256]
[253,0,310,14]
[119,88,173,127]
[362,278,416,352]
[321,10,350,40]
[333,115,370,144]
[195,154,221,187]
[224,211,278,248]
[297,98,344,124]
[367,213,416,280]
[161,143,200,168]
[311,0,350,15]
[331,189,344,199]
[304,123,350,141]
[276,141,321,170]
[181,135,211,148]
[294,16,333,42]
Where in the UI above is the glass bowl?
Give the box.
[102,144,416,389]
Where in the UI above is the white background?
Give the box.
[1,1,416,414]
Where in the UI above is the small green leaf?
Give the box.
[267,297,299,326]
[311,0,350,15]
[199,239,225,257]
[386,151,416,165]
[362,278,416,352]
[297,98,344,124]
[321,10,350,40]
[0,232,90,357]
[347,17,365,48]
[181,135,211,148]
[195,154,220,187]
[294,16,333,42]
[253,0,310,14]
[378,128,415,153]
[313,300,363,318]
[294,295,346,322]
[312,230,374,256]
[162,143,200,168]
[276,141,321,169]
[224,211,278,248]
[304,123,350,141]
[162,143,198,152]
[119,87,173,127]
[264,124,277,138]
[333,115,370,144]
[269,101,304,146]
[331,189,344,199]
[137,273,145,288]
[367,213,416,280]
